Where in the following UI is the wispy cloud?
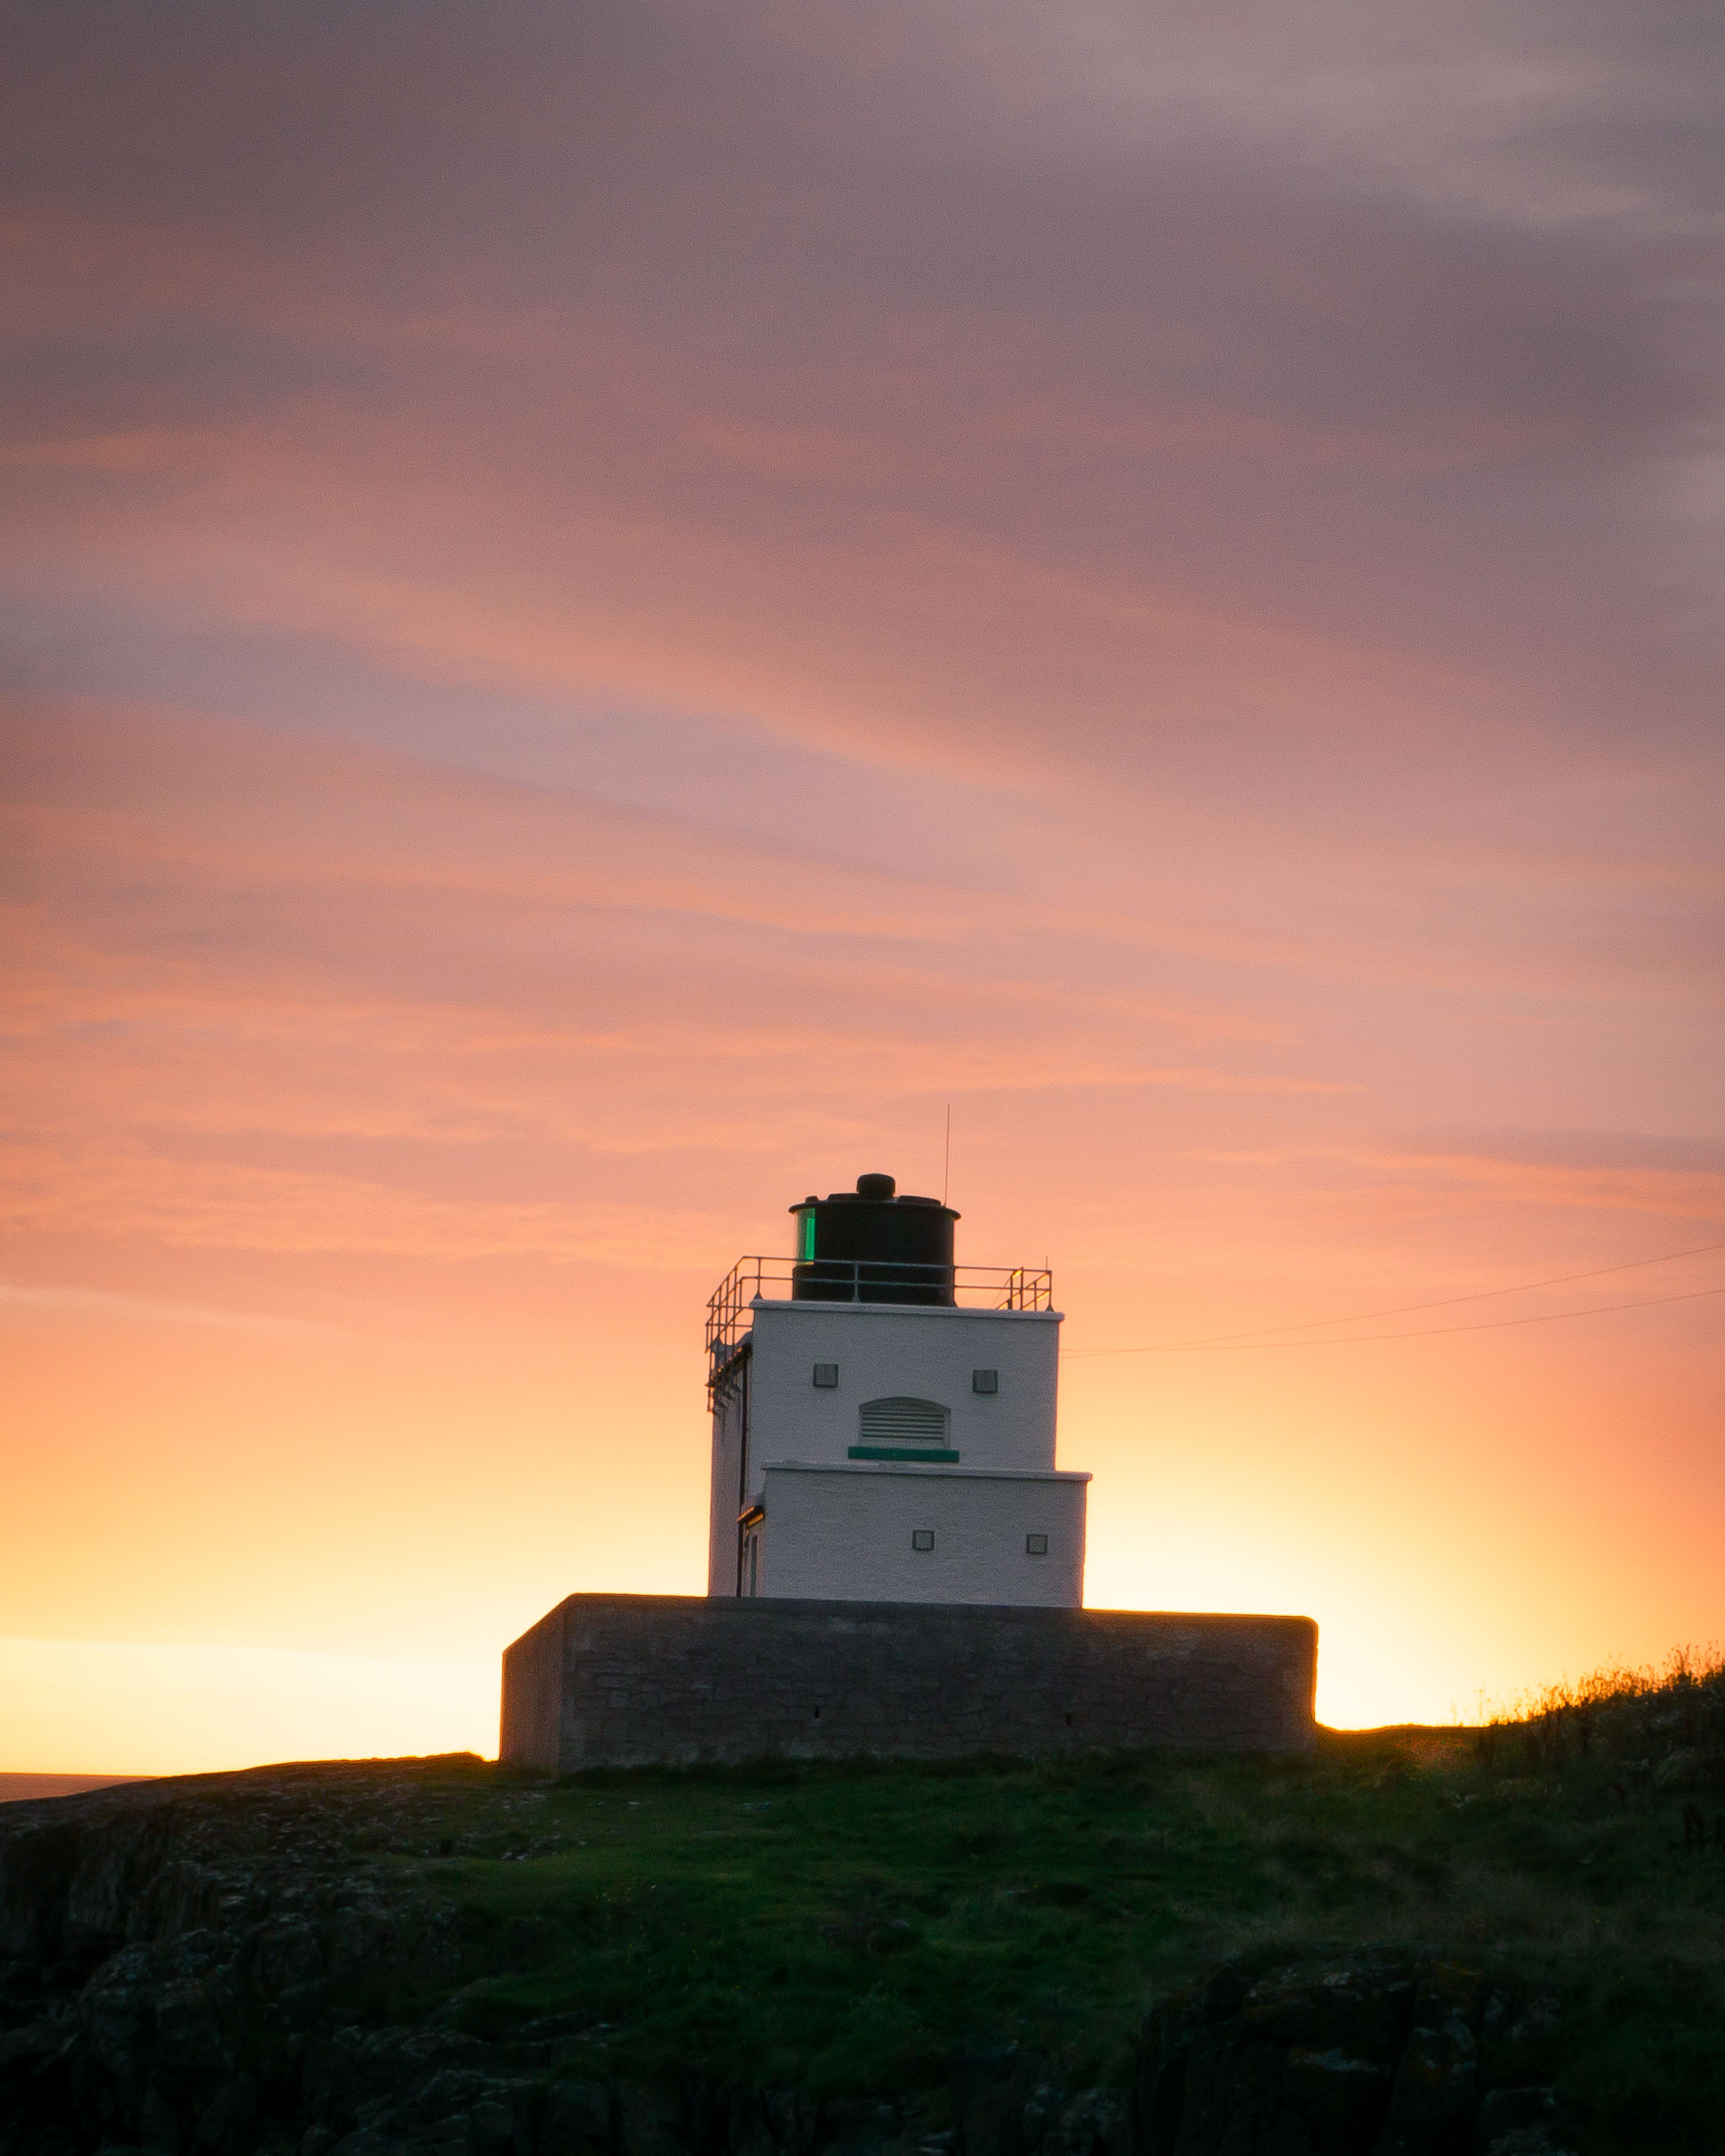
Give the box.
[0,1281,358,1339]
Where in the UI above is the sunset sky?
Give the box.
[3,1,1722,1772]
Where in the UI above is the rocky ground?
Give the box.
[0,1752,1596,2156]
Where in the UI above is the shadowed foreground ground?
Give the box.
[1,1718,1721,2154]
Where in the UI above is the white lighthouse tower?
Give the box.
[706,1174,1089,1606]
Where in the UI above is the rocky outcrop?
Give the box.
[1131,1950,1573,2156]
[1,1765,475,2154]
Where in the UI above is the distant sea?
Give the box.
[0,1774,154,1804]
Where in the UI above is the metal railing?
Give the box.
[706,1255,1054,1389]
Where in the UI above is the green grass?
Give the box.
[373,1716,1725,2150]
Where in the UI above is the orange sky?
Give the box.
[2,1,1722,1771]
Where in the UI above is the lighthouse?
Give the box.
[705,1174,1089,1605]
[501,1170,1317,1768]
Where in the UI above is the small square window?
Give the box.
[972,1368,998,1394]
[812,1362,839,1388]
[911,1529,935,1552]
[1025,1533,1048,1556]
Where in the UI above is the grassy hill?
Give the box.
[429,1719,1724,2145]
[2,1657,1721,2153]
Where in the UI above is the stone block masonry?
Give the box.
[499,1594,1317,1770]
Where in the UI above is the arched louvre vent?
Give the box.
[858,1396,950,1446]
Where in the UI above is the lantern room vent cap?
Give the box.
[791,1173,951,1211]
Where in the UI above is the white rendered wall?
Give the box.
[707,1358,749,1596]
[741,1300,1061,1506]
[759,1461,1087,1607]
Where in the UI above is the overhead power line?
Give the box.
[1177,1282,1724,1350]
[1066,1237,1725,1358]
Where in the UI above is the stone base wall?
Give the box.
[499,1595,1317,1770]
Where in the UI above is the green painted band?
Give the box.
[846,1447,961,1463]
